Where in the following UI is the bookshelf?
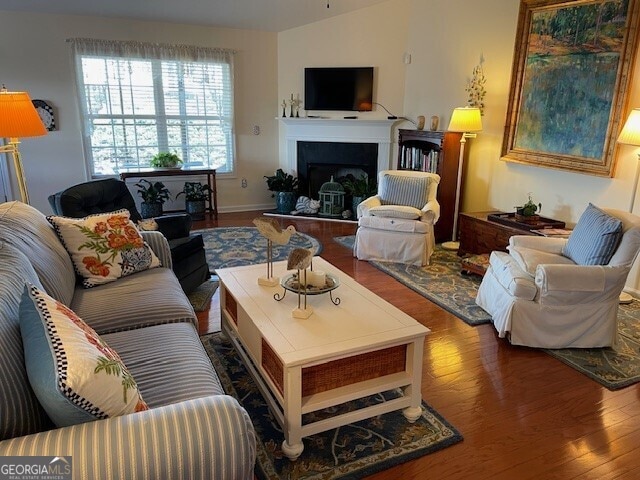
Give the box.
[396,129,465,243]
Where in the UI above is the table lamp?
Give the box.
[0,86,47,204]
[442,106,483,251]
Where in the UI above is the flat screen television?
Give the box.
[304,67,374,112]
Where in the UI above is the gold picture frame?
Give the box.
[501,0,640,177]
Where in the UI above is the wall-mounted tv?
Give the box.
[304,67,374,112]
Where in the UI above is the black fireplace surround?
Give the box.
[296,141,378,198]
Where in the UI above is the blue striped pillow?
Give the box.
[379,174,431,209]
[563,204,623,265]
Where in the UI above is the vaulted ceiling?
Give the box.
[0,0,390,32]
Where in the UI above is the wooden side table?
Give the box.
[120,168,218,219]
[457,211,566,257]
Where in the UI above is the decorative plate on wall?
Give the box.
[32,99,55,131]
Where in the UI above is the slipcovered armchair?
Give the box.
[476,205,640,348]
[354,170,440,266]
[48,178,210,293]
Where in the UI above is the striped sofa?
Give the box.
[0,201,256,479]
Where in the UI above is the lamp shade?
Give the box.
[447,106,483,133]
[618,108,640,147]
[0,90,47,138]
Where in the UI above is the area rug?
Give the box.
[334,235,491,326]
[196,226,322,272]
[201,332,463,480]
[186,279,219,312]
[334,235,640,390]
[545,300,640,390]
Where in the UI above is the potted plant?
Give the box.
[264,168,299,214]
[176,181,211,220]
[342,174,377,217]
[515,193,542,223]
[135,179,171,218]
[150,152,183,169]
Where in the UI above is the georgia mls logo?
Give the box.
[0,456,72,480]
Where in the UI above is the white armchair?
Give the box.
[354,170,440,266]
[476,207,640,348]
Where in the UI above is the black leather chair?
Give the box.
[48,178,210,294]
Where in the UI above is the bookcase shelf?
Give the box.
[396,129,465,243]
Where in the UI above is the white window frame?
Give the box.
[68,38,236,177]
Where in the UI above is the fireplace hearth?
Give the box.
[297,141,378,199]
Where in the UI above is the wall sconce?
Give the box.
[0,86,47,204]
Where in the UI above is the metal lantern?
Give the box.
[318,176,345,218]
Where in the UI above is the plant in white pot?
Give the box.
[135,179,170,218]
[176,182,211,220]
[264,169,299,214]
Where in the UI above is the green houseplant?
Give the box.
[342,174,377,216]
[135,179,171,218]
[150,152,183,169]
[176,182,211,220]
[264,169,299,214]
[515,193,542,223]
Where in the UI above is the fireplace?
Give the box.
[279,118,395,188]
[297,141,378,198]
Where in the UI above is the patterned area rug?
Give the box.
[546,301,640,390]
[335,235,640,390]
[201,332,463,480]
[186,279,218,312]
[195,226,322,272]
[334,235,491,326]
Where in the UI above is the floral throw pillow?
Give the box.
[19,284,148,427]
[47,209,161,288]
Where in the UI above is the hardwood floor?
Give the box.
[194,211,640,480]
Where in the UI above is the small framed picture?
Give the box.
[32,99,56,131]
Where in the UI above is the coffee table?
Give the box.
[217,257,430,460]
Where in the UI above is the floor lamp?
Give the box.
[0,87,47,204]
[442,106,483,251]
[617,108,640,304]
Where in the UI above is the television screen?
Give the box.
[304,67,374,112]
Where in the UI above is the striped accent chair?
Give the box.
[0,201,256,479]
[476,206,640,349]
[355,170,440,266]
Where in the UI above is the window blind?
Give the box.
[68,38,235,175]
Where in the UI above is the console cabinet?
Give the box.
[396,129,465,243]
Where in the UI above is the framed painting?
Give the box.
[502,0,640,176]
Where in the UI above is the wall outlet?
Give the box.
[241,178,248,188]
[253,125,260,135]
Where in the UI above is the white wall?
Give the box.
[278,0,640,292]
[402,0,640,292]
[277,0,411,171]
[0,10,279,213]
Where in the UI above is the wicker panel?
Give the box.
[224,290,238,325]
[261,338,284,395]
[302,344,407,397]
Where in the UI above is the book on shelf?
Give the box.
[399,145,440,173]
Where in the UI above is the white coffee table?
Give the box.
[217,256,430,460]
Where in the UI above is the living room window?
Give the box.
[68,38,236,176]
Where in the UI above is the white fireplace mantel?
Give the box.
[278,118,396,175]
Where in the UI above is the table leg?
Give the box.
[281,365,304,460]
[402,338,424,423]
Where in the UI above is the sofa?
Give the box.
[0,201,256,479]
